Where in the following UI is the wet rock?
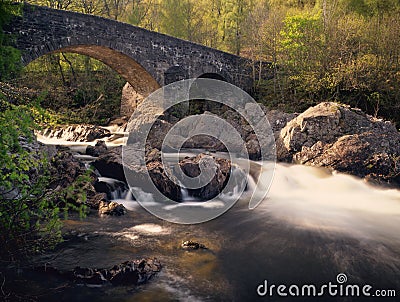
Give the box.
[178,154,231,200]
[91,147,125,182]
[147,119,173,150]
[40,124,111,142]
[93,146,182,201]
[145,160,182,201]
[145,148,161,163]
[94,178,127,200]
[86,140,108,157]
[37,258,162,287]
[181,240,207,250]
[93,148,244,202]
[108,116,129,133]
[182,134,226,152]
[109,259,162,286]
[72,267,108,285]
[98,201,126,216]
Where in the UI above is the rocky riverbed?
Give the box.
[20,101,398,228]
[17,100,397,228]
[40,101,399,188]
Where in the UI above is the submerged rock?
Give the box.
[181,240,207,250]
[36,258,162,287]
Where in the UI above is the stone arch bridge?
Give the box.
[7,4,263,115]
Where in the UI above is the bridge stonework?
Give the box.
[7,4,257,115]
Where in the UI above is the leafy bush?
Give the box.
[0,97,89,260]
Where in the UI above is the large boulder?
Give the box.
[178,154,231,200]
[92,146,182,201]
[280,102,376,152]
[278,102,400,187]
[91,147,125,182]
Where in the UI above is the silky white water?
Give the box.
[254,163,400,242]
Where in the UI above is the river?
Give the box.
[9,134,400,301]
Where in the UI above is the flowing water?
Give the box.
[12,135,400,301]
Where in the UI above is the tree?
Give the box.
[159,0,185,38]
[218,0,252,55]
[77,0,103,14]
[128,0,153,26]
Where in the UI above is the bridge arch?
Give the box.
[7,3,256,116]
[53,45,160,97]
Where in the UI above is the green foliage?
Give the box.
[0,0,22,80]
[0,98,91,260]
[0,101,58,258]
[280,12,322,68]
[58,170,90,217]
[17,53,125,125]
[252,1,400,125]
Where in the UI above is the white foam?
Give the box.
[255,163,400,241]
[130,223,170,235]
